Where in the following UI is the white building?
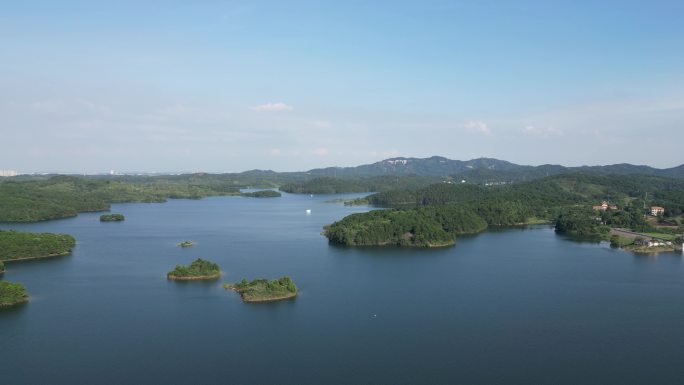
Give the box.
[650,206,665,216]
[0,170,18,177]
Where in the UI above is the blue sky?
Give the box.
[1,1,683,173]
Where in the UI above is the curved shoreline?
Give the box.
[224,286,297,303]
[167,273,220,281]
[0,297,29,308]
[1,251,72,262]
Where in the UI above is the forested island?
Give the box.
[240,190,282,198]
[167,258,220,280]
[177,241,195,247]
[324,173,684,248]
[223,277,298,302]
[100,213,125,222]
[0,230,76,261]
[0,281,29,308]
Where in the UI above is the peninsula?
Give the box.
[240,190,282,198]
[167,258,220,280]
[224,277,298,303]
[0,230,76,262]
[100,213,125,222]
[0,281,29,308]
[324,173,684,250]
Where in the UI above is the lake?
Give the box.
[2,192,684,385]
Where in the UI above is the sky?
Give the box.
[1,0,683,173]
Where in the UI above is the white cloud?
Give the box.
[522,125,564,137]
[463,120,492,136]
[250,102,293,112]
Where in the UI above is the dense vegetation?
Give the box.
[177,241,194,247]
[326,173,684,247]
[4,163,683,223]
[367,173,684,215]
[224,277,298,302]
[240,190,282,198]
[0,261,4,274]
[167,258,220,280]
[325,206,487,247]
[0,230,76,261]
[100,213,125,221]
[554,208,610,238]
[0,281,29,307]
[0,174,246,222]
[554,204,654,239]
[304,155,684,179]
[279,175,442,194]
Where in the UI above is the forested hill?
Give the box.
[367,173,684,217]
[0,175,243,222]
[307,156,520,177]
[324,173,684,247]
[279,175,442,194]
[305,156,684,181]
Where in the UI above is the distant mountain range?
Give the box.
[303,156,684,181]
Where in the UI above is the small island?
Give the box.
[240,190,282,198]
[177,240,195,247]
[0,281,29,308]
[167,258,220,280]
[223,276,298,303]
[0,230,76,261]
[100,213,125,222]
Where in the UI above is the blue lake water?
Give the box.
[2,192,684,384]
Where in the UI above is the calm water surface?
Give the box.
[2,192,684,384]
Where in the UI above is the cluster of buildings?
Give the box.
[0,169,18,177]
[591,201,666,217]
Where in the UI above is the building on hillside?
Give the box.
[592,201,617,211]
[592,201,609,211]
[650,206,665,216]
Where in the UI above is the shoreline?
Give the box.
[326,221,553,249]
[0,192,244,224]
[0,297,29,308]
[167,273,220,281]
[1,251,72,263]
[224,286,297,303]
